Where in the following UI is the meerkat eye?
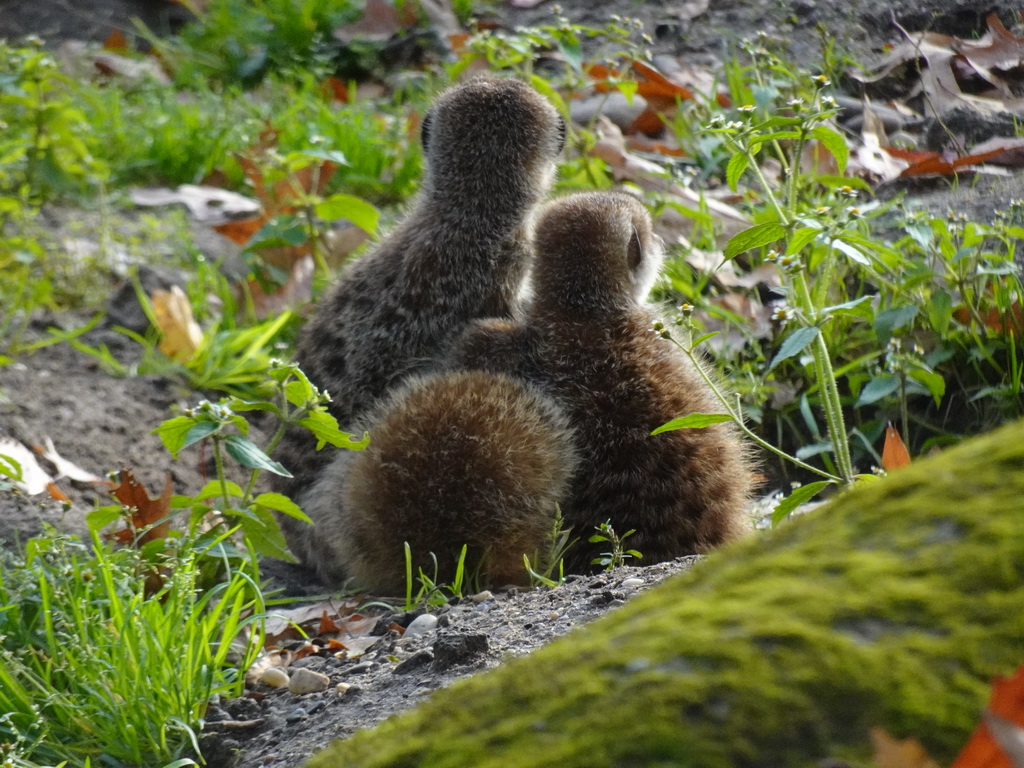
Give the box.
[420,111,434,152]
[627,226,644,272]
[555,116,567,155]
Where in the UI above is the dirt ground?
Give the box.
[1,0,1021,766]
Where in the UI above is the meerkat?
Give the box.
[272,77,565,569]
[450,191,754,572]
[304,370,578,593]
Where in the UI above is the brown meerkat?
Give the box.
[450,191,754,571]
[272,77,565,569]
[305,369,579,592]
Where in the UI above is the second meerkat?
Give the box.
[273,78,565,571]
[449,191,755,570]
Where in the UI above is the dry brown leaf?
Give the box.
[152,285,203,363]
[131,184,260,224]
[110,470,174,546]
[103,28,128,52]
[881,422,912,471]
[871,727,942,768]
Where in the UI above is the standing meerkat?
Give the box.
[273,77,565,569]
[307,370,578,592]
[451,191,754,571]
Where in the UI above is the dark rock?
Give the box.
[431,633,489,672]
[393,649,434,675]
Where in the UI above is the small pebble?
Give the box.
[336,682,352,694]
[621,577,644,588]
[284,707,308,724]
[260,667,290,688]
[404,614,439,637]
[288,667,330,695]
[470,590,493,604]
[341,661,374,676]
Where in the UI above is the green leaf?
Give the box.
[196,480,245,501]
[821,295,874,320]
[152,416,199,458]
[223,434,293,477]
[246,214,307,250]
[691,331,719,347]
[182,421,220,451]
[874,305,919,343]
[831,237,871,266]
[236,505,295,561]
[771,480,833,525]
[651,413,733,435]
[785,226,821,256]
[298,411,370,451]
[855,375,899,406]
[927,290,953,336]
[767,326,820,373]
[315,194,380,236]
[254,492,312,524]
[908,368,945,407]
[809,125,849,174]
[284,378,314,408]
[747,130,801,149]
[86,505,123,533]
[724,222,786,259]
[300,148,349,166]
[556,37,583,73]
[726,153,749,192]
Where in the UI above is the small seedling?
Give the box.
[524,504,578,588]
[589,521,642,571]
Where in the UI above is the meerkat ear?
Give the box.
[420,111,434,152]
[627,226,644,272]
[555,116,567,154]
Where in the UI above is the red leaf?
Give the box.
[110,470,174,546]
[881,423,911,471]
[103,28,128,52]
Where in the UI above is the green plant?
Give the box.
[0,529,264,767]
[135,362,366,564]
[403,543,473,610]
[524,505,577,588]
[589,521,642,571]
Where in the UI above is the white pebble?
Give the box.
[404,614,439,637]
[336,682,352,694]
[470,590,494,603]
[260,667,290,688]
[288,667,330,695]
[621,578,644,588]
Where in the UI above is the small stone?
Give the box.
[336,682,352,694]
[404,614,439,637]
[470,590,493,604]
[608,599,626,608]
[260,667,290,688]
[284,707,308,723]
[621,577,644,588]
[288,667,330,695]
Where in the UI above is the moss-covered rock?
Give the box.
[308,420,1024,768]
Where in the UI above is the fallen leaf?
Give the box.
[130,184,260,224]
[110,470,174,546]
[0,436,54,496]
[152,286,203,363]
[39,436,111,486]
[103,28,128,52]
[881,422,912,471]
[950,664,1024,768]
[871,727,942,768]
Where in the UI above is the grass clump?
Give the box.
[0,531,265,767]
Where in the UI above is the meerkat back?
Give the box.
[272,78,565,572]
[306,370,578,594]
[465,191,755,571]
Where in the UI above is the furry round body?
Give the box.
[272,77,564,570]
[452,192,754,572]
[305,370,578,594]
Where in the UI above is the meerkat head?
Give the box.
[418,77,565,209]
[531,191,664,314]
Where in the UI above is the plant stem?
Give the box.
[790,271,855,484]
[671,335,841,483]
[211,437,232,512]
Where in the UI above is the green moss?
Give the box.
[309,420,1024,768]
